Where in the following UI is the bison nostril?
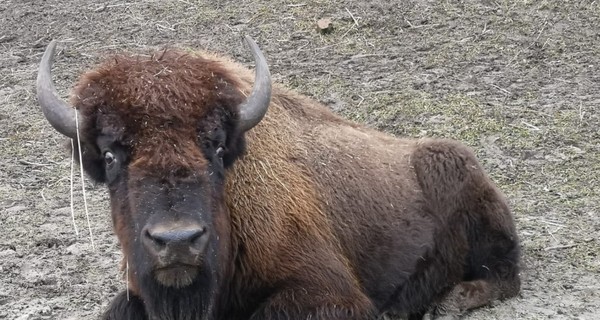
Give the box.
[189,227,206,243]
[145,229,166,247]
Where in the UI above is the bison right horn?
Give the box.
[237,36,272,132]
[37,40,80,139]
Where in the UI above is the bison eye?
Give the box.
[104,151,116,166]
[216,146,225,158]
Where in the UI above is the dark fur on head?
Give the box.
[72,50,245,319]
[72,50,247,181]
[63,47,520,320]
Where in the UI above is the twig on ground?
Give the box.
[544,244,577,251]
[340,24,357,39]
[490,84,511,95]
[346,8,359,26]
[176,0,196,6]
[521,120,540,131]
[19,160,53,167]
[547,228,559,243]
[540,219,565,228]
[357,95,364,107]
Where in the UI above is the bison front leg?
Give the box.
[250,283,376,320]
[102,290,148,320]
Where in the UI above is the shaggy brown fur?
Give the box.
[65,46,520,320]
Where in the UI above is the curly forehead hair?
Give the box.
[71,50,246,176]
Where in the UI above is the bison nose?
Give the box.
[142,224,209,256]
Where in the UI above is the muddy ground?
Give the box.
[1,0,599,319]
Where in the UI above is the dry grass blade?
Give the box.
[70,139,79,236]
[75,112,95,249]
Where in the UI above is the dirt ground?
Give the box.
[1,0,598,319]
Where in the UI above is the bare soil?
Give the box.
[1,1,599,319]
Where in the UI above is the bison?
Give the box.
[36,36,520,320]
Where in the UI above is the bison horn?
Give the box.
[238,36,272,132]
[37,40,80,139]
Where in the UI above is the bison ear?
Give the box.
[72,141,106,183]
[222,118,246,168]
[223,137,245,168]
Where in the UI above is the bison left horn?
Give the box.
[37,40,80,139]
[238,36,272,132]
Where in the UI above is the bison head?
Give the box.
[36,37,271,296]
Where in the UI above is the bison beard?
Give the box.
[37,37,521,320]
[103,274,217,320]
